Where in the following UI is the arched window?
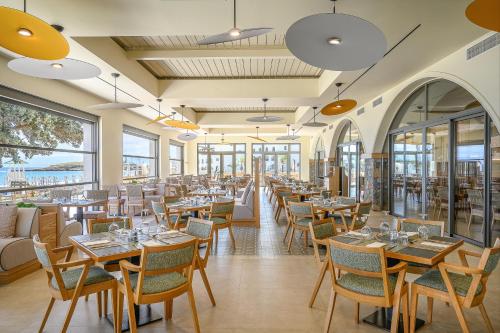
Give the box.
[388,79,498,246]
[336,121,364,200]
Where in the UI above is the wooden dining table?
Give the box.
[313,231,463,331]
[56,199,108,223]
[69,231,196,331]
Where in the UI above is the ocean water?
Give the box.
[0,168,84,187]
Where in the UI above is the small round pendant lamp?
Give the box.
[303,106,328,127]
[246,98,283,122]
[177,131,198,141]
[7,57,101,80]
[0,4,69,60]
[277,125,300,141]
[285,0,386,71]
[88,73,143,110]
[465,0,500,32]
[321,83,357,116]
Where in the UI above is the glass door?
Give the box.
[392,133,405,216]
[405,130,424,218]
[210,154,221,178]
[222,154,234,177]
[454,116,485,242]
[349,144,358,198]
[264,154,276,177]
[277,154,288,177]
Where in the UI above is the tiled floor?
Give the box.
[1,188,499,333]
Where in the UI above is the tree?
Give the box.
[0,101,84,168]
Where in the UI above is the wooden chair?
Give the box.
[466,189,484,231]
[82,190,109,222]
[324,239,409,333]
[102,185,125,215]
[308,219,337,308]
[201,200,236,249]
[49,189,73,218]
[286,201,318,251]
[282,195,301,243]
[117,238,200,333]
[126,185,145,217]
[410,238,500,333]
[185,217,216,306]
[436,186,449,220]
[274,187,292,223]
[33,235,118,333]
[321,190,332,199]
[151,200,166,225]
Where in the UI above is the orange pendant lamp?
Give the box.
[321,83,357,116]
[0,1,69,60]
[164,105,200,130]
[465,0,500,32]
[146,99,168,125]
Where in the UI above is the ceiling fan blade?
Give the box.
[248,136,267,143]
[197,28,273,45]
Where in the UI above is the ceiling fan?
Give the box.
[197,0,273,45]
[248,126,267,142]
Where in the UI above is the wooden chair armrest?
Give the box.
[438,262,484,275]
[315,238,330,246]
[52,245,74,254]
[54,257,93,269]
[386,262,408,274]
[119,260,141,272]
[458,249,482,258]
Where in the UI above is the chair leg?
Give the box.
[125,291,137,333]
[164,299,173,320]
[215,229,219,249]
[187,286,201,333]
[303,230,308,248]
[38,297,55,333]
[283,222,291,243]
[97,291,102,318]
[323,291,337,333]
[61,293,80,333]
[198,261,216,306]
[450,300,470,333]
[111,286,118,333]
[478,303,495,333]
[103,290,108,317]
[117,292,124,333]
[410,285,419,333]
[85,294,89,302]
[390,292,402,333]
[228,225,236,249]
[402,292,409,333]
[426,296,433,324]
[309,260,328,308]
[355,302,360,324]
[287,228,296,252]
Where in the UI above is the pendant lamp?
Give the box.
[0,1,69,60]
[248,126,267,142]
[303,106,328,127]
[164,105,200,130]
[277,124,300,141]
[321,83,357,116]
[88,73,144,110]
[197,0,272,45]
[285,0,386,71]
[246,98,283,123]
[465,0,500,32]
[146,99,168,125]
[177,129,197,141]
[7,57,101,80]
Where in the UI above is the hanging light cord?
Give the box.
[332,0,336,14]
[113,76,118,102]
[23,0,27,13]
[233,0,237,28]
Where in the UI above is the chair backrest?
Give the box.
[102,185,119,198]
[135,239,198,299]
[88,217,130,234]
[33,234,68,294]
[185,217,214,240]
[399,218,444,236]
[126,185,143,199]
[356,201,372,216]
[321,190,332,199]
[288,201,314,219]
[337,196,356,205]
[480,238,500,276]
[151,201,165,217]
[328,239,393,303]
[467,189,483,207]
[437,186,448,202]
[210,200,235,218]
[85,190,109,201]
[309,219,336,241]
[164,195,181,204]
[50,189,72,201]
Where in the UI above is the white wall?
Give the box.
[0,55,182,186]
[314,32,500,158]
[185,135,311,181]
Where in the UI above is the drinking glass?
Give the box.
[399,232,409,246]
[379,221,390,235]
[360,226,373,239]
[418,225,430,240]
[108,222,119,241]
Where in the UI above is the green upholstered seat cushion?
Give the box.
[312,222,335,239]
[120,272,187,294]
[51,266,114,290]
[332,214,351,225]
[211,217,229,225]
[414,269,483,297]
[295,217,313,227]
[337,273,397,297]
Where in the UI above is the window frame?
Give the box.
[122,126,159,180]
[197,143,246,177]
[169,140,184,176]
[252,143,301,179]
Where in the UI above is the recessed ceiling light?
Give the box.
[17,27,33,37]
[229,28,241,37]
[327,37,342,45]
[51,63,63,69]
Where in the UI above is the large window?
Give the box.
[169,141,184,176]
[197,143,245,177]
[0,89,98,202]
[388,79,498,247]
[122,126,158,180]
[252,143,300,179]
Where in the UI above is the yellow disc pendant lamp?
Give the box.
[146,99,168,125]
[465,0,500,32]
[164,105,200,130]
[321,82,357,116]
[0,3,69,60]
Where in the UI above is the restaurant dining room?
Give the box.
[0,0,499,332]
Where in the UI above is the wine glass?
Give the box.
[108,222,119,241]
[360,225,373,239]
[379,221,390,235]
[418,225,430,240]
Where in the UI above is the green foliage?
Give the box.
[0,101,84,167]
[16,202,37,208]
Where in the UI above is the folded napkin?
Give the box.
[157,230,179,236]
[83,240,110,247]
[347,231,365,237]
[421,241,449,249]
[406,232,419,237]
[141,240,162,247]
[366,242,386,248]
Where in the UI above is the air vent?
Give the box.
[329,124,333,130]
[372,97,383,108]
[467,33,499,60]
[357,107,365,116]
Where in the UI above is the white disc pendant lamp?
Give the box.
[246,98,283,123]
[303,106,328,127]
[88,73,143,110]
[7,57,101,80]
[285,0,386,71]
[277,124,300,141]
[197,0,272,45]
[178,130,197,141]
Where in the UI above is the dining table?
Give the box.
[317,231,463,331]
[188,189,228,198]
[69,230,196,332]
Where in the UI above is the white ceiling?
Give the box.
[0,0,488,136]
